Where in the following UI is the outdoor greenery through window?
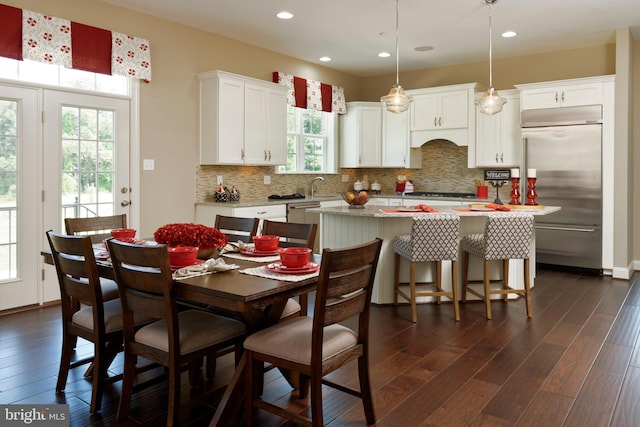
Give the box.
[0,99,18,279]
[277,105,336,173]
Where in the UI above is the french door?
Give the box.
[41,90,131,304]
[0,86,39,310]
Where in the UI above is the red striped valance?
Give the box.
[273,72,346,114]
[0,3,152,80]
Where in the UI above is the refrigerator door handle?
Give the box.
[536,225,597,233]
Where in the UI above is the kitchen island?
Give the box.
[310,205,561,305]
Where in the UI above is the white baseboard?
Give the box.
[612,261,636,280]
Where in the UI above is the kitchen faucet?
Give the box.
[310,176,325,198]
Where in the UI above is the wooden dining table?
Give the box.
[41,248,321,427]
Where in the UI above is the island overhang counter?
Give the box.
[309,205,561,305]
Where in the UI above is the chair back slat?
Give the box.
[65,214,128,244]
[313,239,382,332]
[107,239,174,323]
[262,220,317,249]
[215,215,259,243]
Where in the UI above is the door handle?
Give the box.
[121,200,131,207]
[536,225,596,232]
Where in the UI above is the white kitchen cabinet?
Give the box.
[199,70,287,165]
[516,76,612,110]
[195,203,287,232]
[406,83,483,147]
[340,102,382,168]
[471,90,522,168]
[381,109,421,168]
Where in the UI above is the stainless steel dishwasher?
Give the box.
[286,201,321,253]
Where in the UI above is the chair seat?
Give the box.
[135,309,246,354]
[281,298,302,318]
[72,299,125,333]
[100,278,120,301]
[244,316,358,365]
[459,233,485,257]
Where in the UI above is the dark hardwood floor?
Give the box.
[1,267,640,426]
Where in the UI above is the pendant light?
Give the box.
[475,0,507,115]
[381,0,412,114]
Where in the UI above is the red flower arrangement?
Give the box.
[153,223,228,250]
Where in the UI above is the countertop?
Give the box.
[309,204,561,217]
[195,193,489,208]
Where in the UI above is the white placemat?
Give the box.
[222,252,280,263]
[173,258,239,280]
[240,266,319,282]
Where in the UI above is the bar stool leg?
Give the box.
[461,252,469,303]
[410,261,417,323]
[451,260,460,321]
[483,260,492,320]
[524,259,532,318]
[502,260,510,301]
[435,261,442,305]
[393,253,400,305]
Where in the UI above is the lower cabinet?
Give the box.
[195,203,287,233]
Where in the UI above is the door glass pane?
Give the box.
[0,100,18,280]
[61,106,116,223]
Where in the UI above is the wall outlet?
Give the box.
[263,175,271,185]
[143,159,154,170]
[217,175,223,185]
[342,174,349,182]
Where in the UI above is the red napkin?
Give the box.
[415,204,434,212]
[487,203,511,211]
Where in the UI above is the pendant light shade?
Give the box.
[381,0,412,114]
[475,0,506,115]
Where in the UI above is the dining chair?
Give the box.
[393,215,461,322]
[243,238,383,427]
[261,220,318,318]
[106,238,247,427]
[65,214,128,244]
[46,230,126,414]
[65,214,128,301]
[460,214,535,319]
[214,214,259,244]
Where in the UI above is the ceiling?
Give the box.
[102,0,640,77]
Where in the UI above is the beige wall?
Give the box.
[5,1,638,267]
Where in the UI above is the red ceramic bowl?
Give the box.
[278,247,312,268]
[168,246,199,267]
[253,235,280,252]
[111,228,136,240]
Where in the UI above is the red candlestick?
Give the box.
[509,178,521,205]
[526,177,538,205]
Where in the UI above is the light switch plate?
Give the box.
[217,175,223,185]
[143,159,154,170]
[342,174,349,182]
[263,175,271,185]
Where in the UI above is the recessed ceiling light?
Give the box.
[502,31,517,38]
[276,11,293,19]
[378,51,391,58]
[319,56,331,62]
[414,45,434,52]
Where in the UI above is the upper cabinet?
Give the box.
[406,83,483,147]
[198,70,287,165]
[516,76,611,110]
[340,102,420,168]
[340,102,382,168]
[471,89,521,168]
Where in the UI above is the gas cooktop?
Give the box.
[404,192,476,198]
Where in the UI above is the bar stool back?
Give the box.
[460,214,534,319]
[393,215,461,322]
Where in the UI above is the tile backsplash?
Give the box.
[196,140,511,202]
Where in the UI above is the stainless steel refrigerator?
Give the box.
[521,105,602,273]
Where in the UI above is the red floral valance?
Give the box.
[0,3,152,81]
[273,72,346,114]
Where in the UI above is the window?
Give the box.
[277,105,336,173]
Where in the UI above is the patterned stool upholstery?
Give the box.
[393,215,460,322]
[460,214,535,320]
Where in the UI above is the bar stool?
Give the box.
[393,215,461,322]
[460,214,535,320]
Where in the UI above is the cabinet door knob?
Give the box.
[241,148,245,160]
[438,117,442,126]
[495,153,499,162]
[500,153,504,163]
[555,92,559,103]
[434,117,437,126]
[561,91,565,102]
